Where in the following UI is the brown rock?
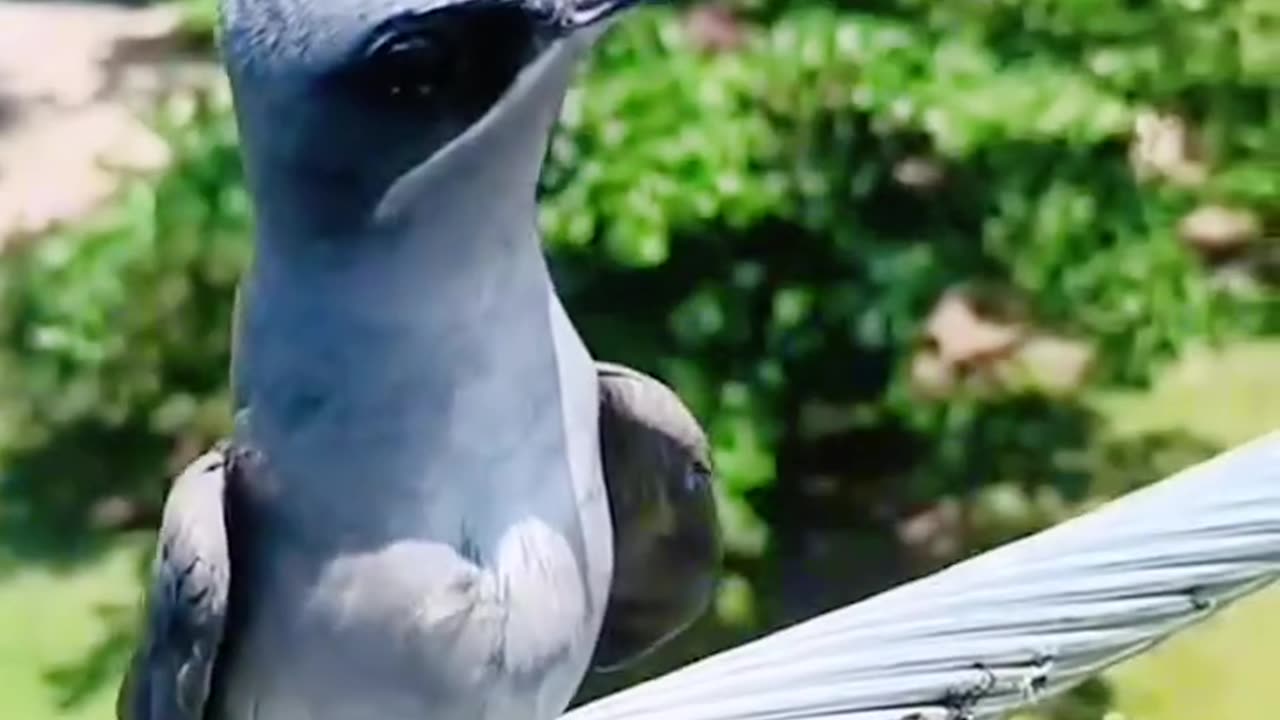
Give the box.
[892,156,945,191]
[1179,204,1263,255]
[1129,109,1209,187]
[923,291,1024,366]
[685,5,745,54]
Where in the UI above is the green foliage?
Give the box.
[0,89,247,506]
[172,0,221,46]
[544,0,1277,536]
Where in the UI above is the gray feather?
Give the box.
[118,447,236,720]
[593,362,721,671]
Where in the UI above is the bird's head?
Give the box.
[219,0,636,248]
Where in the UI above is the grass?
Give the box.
[0,534,150,720]
[1107,587,1280,720]
[1090,339,1280,720]
[1,340,1278,719]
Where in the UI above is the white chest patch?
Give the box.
[311,515,589,684]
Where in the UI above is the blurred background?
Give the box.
[1,0,1277,717]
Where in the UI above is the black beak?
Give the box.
[531,0,648,30]
[565,0,646,27]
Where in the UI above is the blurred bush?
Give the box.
[0,0,1276,712]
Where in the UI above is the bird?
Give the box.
[116,0,721,718]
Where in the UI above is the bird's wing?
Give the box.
[592,362,721,672]
[118,446,236,720]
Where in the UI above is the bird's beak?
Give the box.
[551,0,646,29]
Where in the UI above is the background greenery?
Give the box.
[0,0,1276,717]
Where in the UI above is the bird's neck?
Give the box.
[235,213,578,543]
[229,40,596,545]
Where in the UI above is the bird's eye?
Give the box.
[363,29,457,104]
[345,7,538,111]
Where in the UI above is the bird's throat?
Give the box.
[235,218,571,546]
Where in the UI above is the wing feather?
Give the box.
[118,446,236,720]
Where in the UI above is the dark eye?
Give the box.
[353,20,464,107]
[346,7,540,112]
[369,33,454,101]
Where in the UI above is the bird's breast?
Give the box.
[215,286,613,720]
[216,517,599,720]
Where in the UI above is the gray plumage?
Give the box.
[117,1,723,717]
[120,365,719,719]
[118,447,235,720]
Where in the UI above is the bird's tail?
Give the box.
[564,431,1280,720]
